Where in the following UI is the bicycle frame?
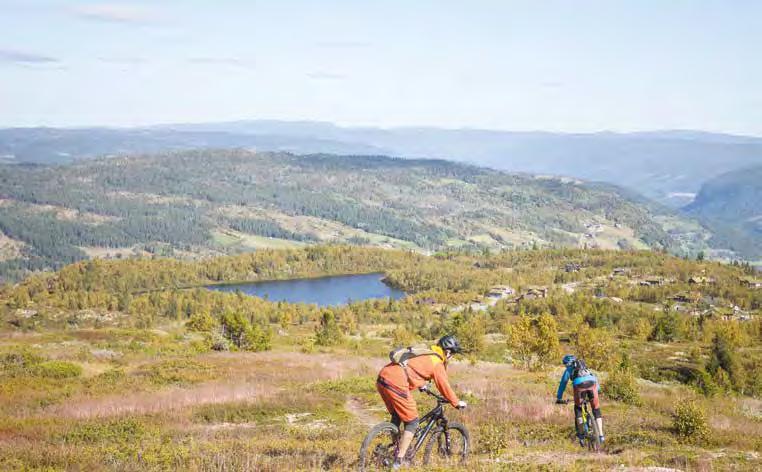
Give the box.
[409,388,449,455]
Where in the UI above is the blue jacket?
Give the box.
[556,365,599,400]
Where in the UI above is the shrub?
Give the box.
[186,312,217,332]
[478,421,510,459]
[139,359,213,386]
[573,324,615,371]
[506,313,559,370]
[206,328,232,351]
[219,310,271,352]
[672,400,709,443]
[447,312,486,356]
[0,349,44,374]
[193,401,282,424]
[693,369,719,397]
[309,376,376,395]
[605,364,641,405]
[315,311,343,347]
[707,333,746,393]
[391,325,418,347]
[63,418,145,444]
[34,361,82,379]
[630,318,652,341]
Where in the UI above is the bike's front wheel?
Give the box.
[422,421,470,466]
[586,415,601,452]
[358,422,399,471]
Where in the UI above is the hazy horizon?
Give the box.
[4,118,762,140]
[2,1,761,135]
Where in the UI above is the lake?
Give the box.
[206,272,406,306]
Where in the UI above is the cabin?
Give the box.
[486,285,515,299]
[702,305,753,322]
[689,275,715,285]
[612,267,629,277]
[740,277,762,289]
[670,291,702,304]
[517,286,548,301]
[416,297,437,306]
[639,276,665,287]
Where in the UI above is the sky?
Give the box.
[1,0,761,134]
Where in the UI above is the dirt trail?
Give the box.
[346,397,380,427]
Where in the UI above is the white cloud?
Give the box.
[188,57,255,69]
[307,71,347,80]
[0,48,59,65]
[73,3,158,24]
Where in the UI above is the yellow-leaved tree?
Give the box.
[507,313,560,370]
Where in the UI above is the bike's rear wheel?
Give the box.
[422,421,470,466]
[358,422,399,471]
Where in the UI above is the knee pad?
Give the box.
[404,418,420,433]
[593,408,602,419]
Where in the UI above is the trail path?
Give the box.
[346,397,380,427]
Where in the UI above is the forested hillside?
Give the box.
[0,150,708,281]
[685,165,762,261]
[4,124,762,208]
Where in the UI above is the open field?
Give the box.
[2,328,761,471]
[1,246,761,470]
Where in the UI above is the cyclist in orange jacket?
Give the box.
[376,335,467,469]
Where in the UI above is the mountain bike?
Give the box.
[579,391,602,452]
[358,384,469,470]
[558,394,601,452]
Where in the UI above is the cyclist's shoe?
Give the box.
[391,457,410,470]
[599,435,605,444]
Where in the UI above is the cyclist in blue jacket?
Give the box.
[556,354,604,444]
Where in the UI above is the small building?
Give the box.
[416,297,437,306]
[670,291,702,304]
[487,285,515,298]
[517,286,548,301]
[689,276,715,285]
[639,276,665,287]
[740,277,762,289]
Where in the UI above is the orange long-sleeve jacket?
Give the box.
[377,345,460,407]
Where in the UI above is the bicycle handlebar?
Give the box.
[419,384,447,403]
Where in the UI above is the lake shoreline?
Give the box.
[205,271,405,307]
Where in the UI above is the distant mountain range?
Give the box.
[2,122,761,208]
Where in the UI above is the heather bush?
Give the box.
[672,401,710,444]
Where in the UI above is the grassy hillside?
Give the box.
[684,165,762,260]
[1,247,761,470]
[0,150,708,281]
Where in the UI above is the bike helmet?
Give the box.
[562,354,576,366]
[438,335,463,354]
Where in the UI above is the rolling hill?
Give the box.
[0,150,709,281]
[3,123,762,208]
